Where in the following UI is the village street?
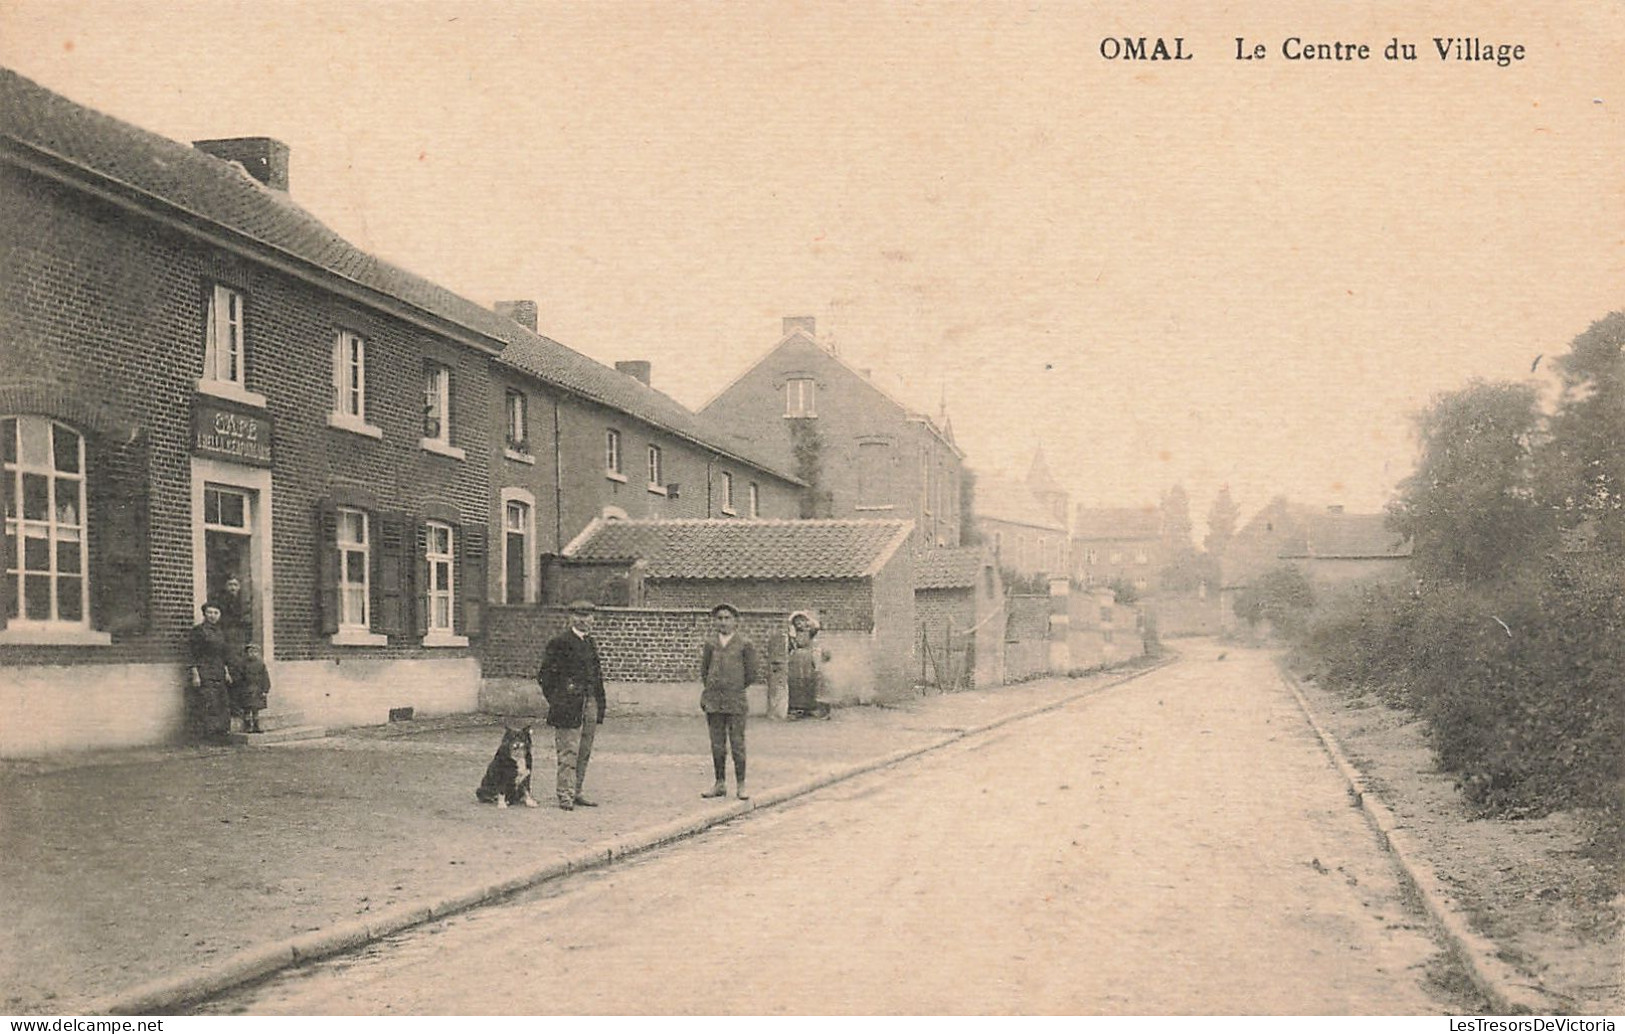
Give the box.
[195,649,1479,1015]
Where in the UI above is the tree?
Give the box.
[1158,483,1204,591]
[1232,564,1316,638]
[1541,311,1625,555]
[1388,380,1553,585]
[1205,485,1240,556]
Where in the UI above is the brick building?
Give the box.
[1071,505,1164,593]
[483,307,802,607]
[973,470,1070,584]
[0,70,801,756]
[699,317,965,549]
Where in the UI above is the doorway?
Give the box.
[203,483,255,642]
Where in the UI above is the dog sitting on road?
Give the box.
[475,725,538,808]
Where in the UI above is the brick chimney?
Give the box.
[615,361,652,387]
[193,137,290,191]
[783,316,816,337]
[493,300,539,332]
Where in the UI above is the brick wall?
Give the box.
[480,604,787,682]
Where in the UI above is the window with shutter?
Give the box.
[458,523,488,640]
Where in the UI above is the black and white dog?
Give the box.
[475,725,538,808]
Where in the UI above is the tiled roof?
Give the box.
[0,68,797,484]
[1286,512,1412,559]
[974,473,1067,531]
[915,547,989,590]
[1072,506,1161,541]
[564,518,914,580]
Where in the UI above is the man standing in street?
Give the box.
[699,602,761,800]
[538,600,607,811]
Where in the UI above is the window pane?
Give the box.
[4,571,15,618]
[345,550,367,584]
[52,425,80,473]
[433,560,450,591]
[343,586,366,626]
[55,492,79,528]
[24,574,50,620]
[506,533,525,604]
[341,511,365,545]
[204,488,220,526]
[3,475,13,520]
[23,531,48,571]
[218,490,245,528]
[434,597,451,629]
[56,538,81,574]
[1,419,14,464]
[58,577,82,621]
[2,530,12,571]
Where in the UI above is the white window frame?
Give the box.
[605,429,626,482]
[1,416,107,644]
[748,482,760,518]
[336,506,371,634]
[328,330,381,438]
[503,390,531,461]
[420,362,465,460]
[500,489,536,605]
[422,520,466,647]
[198,284,265,407]
[720,471,736,515]
[646,444,664,494]
[785,378,816,417]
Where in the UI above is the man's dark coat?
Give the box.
[537,629,607,729]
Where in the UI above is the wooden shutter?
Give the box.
[315,499,339,635]
[459,523,488,638]
[376,511,407,636]
[413,519,429,638]
[89,440,149,636]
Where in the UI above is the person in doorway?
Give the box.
[216,575,251,720]
[786,610,830,720]
[699,602,761,800]
[537,600,607,811]
[237,642,271,734]
[187,601,233,743]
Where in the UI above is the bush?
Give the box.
[1295,555,1624,820]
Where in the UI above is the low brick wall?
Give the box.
[480,604,787,682]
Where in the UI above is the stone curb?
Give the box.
[1276,665,1558,1016]
[89,657,1173,1016]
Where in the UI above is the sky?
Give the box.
[2,0,1620,535]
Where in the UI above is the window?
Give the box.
[857,441,890,507]
[336,507,369,630]
[3,417,87,627]
[504,390,528,453]
[748,482,760,518]
[204,285,245,388]
[333,332,365,419]
[423,363,449,443]
[785,378,816,417]
[1110,551,1123,565]
[1085,548,1098,565]
[425,521,455,633]
[1135,549,1149,565]
[721,471,735,514]
[647,444,662,489]
[327,330,381,437]
[503,498,530,604]
[605,429,623,478]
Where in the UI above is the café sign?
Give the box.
[192,400,273,467]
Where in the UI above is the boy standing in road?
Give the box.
[538,600,607,811]
[699,602,761,800]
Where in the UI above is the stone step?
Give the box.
[227,724,327,746]
[251,710,306,732]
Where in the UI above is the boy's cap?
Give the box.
[566,600,597,614]
[710,602,740,618]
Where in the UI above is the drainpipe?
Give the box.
[551,394,563,549]
[705,454,714,518]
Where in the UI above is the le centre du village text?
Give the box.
[1098,36,1527,66]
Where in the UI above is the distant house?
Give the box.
[914,546,1004,689]
[974,470,1069,584]
[1278,507,1413,586]
[700,317,965,549]
[558,517,918,701]
[1072,506,1163,594]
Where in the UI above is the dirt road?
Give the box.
[198,649,1481,1014]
